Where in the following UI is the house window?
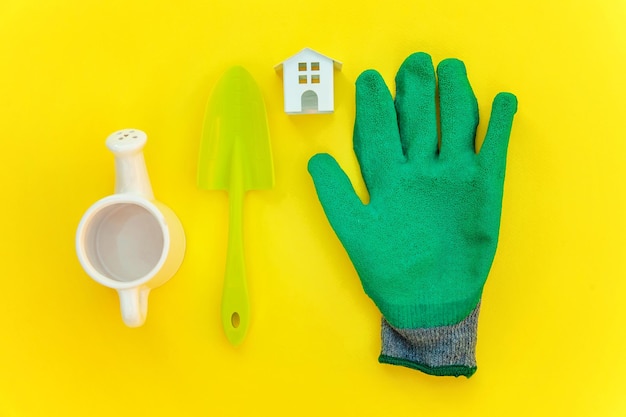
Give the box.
[311,74,320,84]
[311,62,320,71]
[298,62,307,71]
[299,75,307,84]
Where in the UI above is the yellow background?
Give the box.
[1,0,625,415]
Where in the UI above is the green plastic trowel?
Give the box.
[198,66,274,346]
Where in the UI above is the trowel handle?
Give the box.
[105,129,154,199]
[222,186,250,346]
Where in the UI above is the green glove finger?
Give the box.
[394,52,438,162]
[437,59,479,159]
[308,153,367,239]
[354,70,404,192]
[479,92,518,179]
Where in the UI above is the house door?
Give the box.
[301,90,318,113]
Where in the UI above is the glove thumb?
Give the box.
[308,153,367,240]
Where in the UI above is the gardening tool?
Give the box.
[76,129,186,327]
[198,66,274,346]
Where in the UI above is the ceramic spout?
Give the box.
[105,129,154,200]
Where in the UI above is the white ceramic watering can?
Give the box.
[76,129,185,327]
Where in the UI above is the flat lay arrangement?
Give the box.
[75,51,516,378]
[4,2,626,416]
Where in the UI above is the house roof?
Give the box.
[274,48,343,73]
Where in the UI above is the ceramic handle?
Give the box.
[118,287,151,327]
[106,129,154,199]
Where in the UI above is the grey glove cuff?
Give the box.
[378,303,480,378]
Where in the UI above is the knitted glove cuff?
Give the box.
[378,303,480,378]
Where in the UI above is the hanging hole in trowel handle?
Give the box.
[231,312,240,328]
[222,295,249,345]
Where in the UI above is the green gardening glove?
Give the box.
[308,52,517,377]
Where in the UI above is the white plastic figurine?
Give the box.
[274,48,342,114]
